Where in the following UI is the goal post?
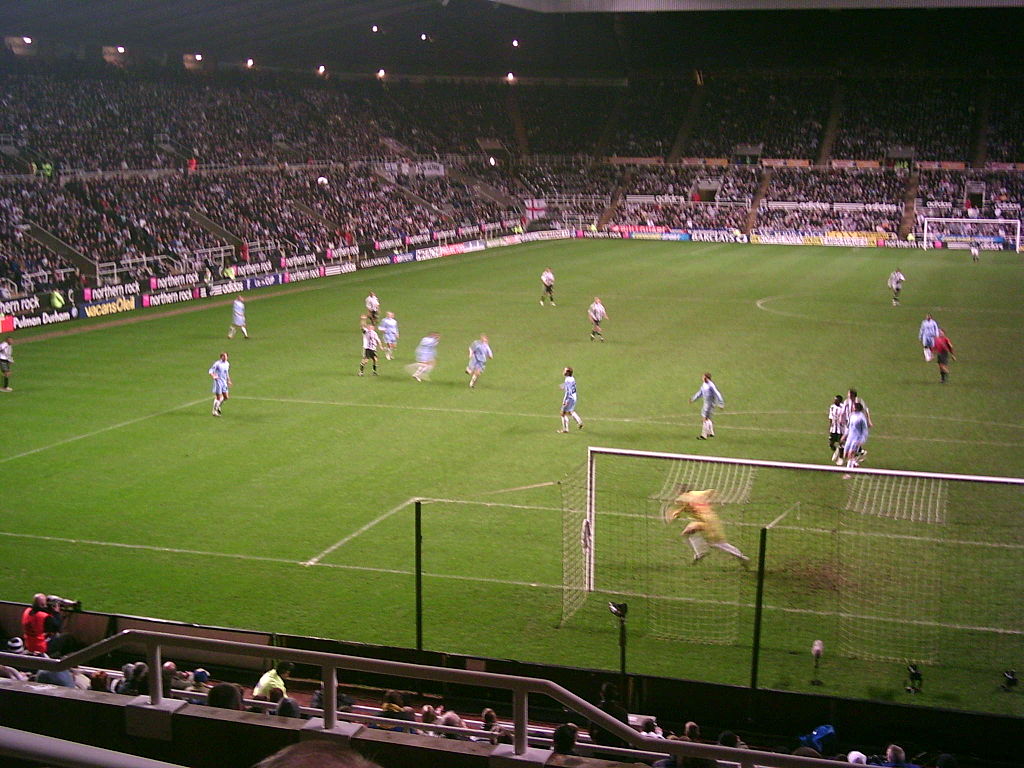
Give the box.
[561,446,1024,669]
[921,216,1021,253]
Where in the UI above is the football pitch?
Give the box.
[2,240,1022,716]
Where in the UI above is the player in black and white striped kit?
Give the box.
[359,324,381,377]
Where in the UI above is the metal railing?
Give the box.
[0,725,187,768]
[1,629,845,768]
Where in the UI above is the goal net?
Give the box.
[921,217,1021,253]
[560,447,1024,669]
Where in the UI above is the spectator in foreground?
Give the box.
[21,594,62,654]
[252,742,382,768]
[440,710,467,739]
[588,681,631,749]
[207,682,244,710]
[882,744,921,768]
[310,682,355,712]
[274,696,303,719]
[552,723,580,755]
[378,689,416,731]
[254,661,294,700]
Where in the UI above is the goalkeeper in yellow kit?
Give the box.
[666,488,750,564]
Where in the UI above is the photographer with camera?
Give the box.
[21,593,71,654]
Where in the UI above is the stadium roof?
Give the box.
[2,0,1020,75]
[494,0,1020,9]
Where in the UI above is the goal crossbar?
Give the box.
[587,446,1024,486]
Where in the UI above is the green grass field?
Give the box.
[2,240,1022,716]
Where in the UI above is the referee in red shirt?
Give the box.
[932,329,956,383]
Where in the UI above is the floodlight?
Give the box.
[116,46,125,54]
[488,156,496,166]
[246,58,254,68]
[608,602,627,619]
[512,39,519,47]
[371,25,379,33]
[420,33,428,41]
[317,65,326,75]
[376,69,386,79]
[22,37,32,45]
[194,53,203,62]
[506,72,515,82]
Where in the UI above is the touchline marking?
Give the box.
[0,529,1015,635]
[302,498,417,566]
[0,399,207,465]
[233,396,1023,448]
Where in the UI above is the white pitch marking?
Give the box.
[232,396,1024,448]
[302,497,417,566]
[0,529,1015,635]
[479,481,558,496]
[420,497,562,512]
[0,398,208,465]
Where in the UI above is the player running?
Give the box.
[540,268,556,307]
[365,291,380,325]
[557,367,584,433]
[466,334,493,389]
[379,312,399,360]
[359,324,382,376]
[411,333,440,381]
[588,297,608,341]
[888,268,905,306]
[228,295,248,339]
[208,352,231,417]
[665,487,749,564]
[691,372,725,440]
[919,313,939,362]
[933,328,956,384]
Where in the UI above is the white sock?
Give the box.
[688,535,708,557]
[713,541,746,559]
[213,398,220,412]
[701,419,710,438]
[708,420,715,437]
[571,412,583,425]
[561,416,569,431]
[241,327,248,338]
[228,327,234,338]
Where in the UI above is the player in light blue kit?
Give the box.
[410,333,440,381]
[557,367,584,433]
[466,334,493,388]
[208,352,231,416]
[842,402,870,472]
[379,312,399,360]
[919,313,938,362]
[690,372,724,440]
[228,295,248,339]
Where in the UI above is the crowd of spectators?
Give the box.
[833,79,974,162]
[609,79,692,158]
[915,170,1024,234]
[616,201,749,231]
[755,208,899,235]
[0,67,390,172]
[381,82,517,156]
[687,76,828,160]
[516,162,621,198]
[985,89,1024,162]
[517,84,620,156]
[767,168,907,204]
[628,165,760,202]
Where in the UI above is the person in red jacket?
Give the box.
[21,594,62,654]
[932,329,957,383]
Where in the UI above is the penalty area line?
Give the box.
[478,481,557,496]
[0,398,208,465]
[302,497,418,566]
